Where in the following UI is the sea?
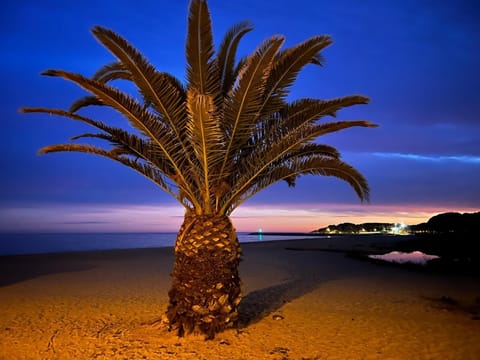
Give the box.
[0,232,321,256]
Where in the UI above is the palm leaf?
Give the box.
[240,96,370,163]
[91,26,187,130]
[90,27,197,185]
[280,96,370,126]
[261,120,376,171]
[22,0,376,220]
[222,119,376,213]
[259,35,333,117]
[69,132,112,141]
[216,21,253,95]
[69,133,171,171]
[280,143,340,161]
[237,142,341,191]
[186,90,225,213]
[36,71,201,208]
[219,36,285,178]
[93,61,131,83]
[259,96,370,143]
[21,107,129,138]
[70,62,129,113]
[41,70,176,150]
[20,107,176,177]
[38,143,177,198]
[69,96,104,113]
[232,157,370,210]
[185,0,217,95]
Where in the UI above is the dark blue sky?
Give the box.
[1,0,479,232]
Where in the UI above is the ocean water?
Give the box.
[0,232,317,256]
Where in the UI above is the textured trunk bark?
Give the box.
[166,214,242,339]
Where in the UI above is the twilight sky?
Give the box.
[1,0,479,233]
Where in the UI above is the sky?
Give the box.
[1,0,479,233]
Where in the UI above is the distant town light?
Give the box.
[391,222,408,235]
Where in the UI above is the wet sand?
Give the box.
[1,236,479,359]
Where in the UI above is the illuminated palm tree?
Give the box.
[20,0,376,338]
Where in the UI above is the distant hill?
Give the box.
[313,211,479,235]
[410,211,479,234]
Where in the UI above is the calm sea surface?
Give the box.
[0,232,320,256]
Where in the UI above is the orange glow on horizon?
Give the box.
[231,203,479,232]
[0,203,477,233]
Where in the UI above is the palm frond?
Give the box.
[38,143,178,199]
[230,157,370,211]
[239,96,370,163]
[259,35,333,117]
[216,21,253,95]
[69,62,129,113]
[73,132,174,173]
[311,52,326,66]
[221,143,340,211]
[221,118,376,213]
[185,0,217,95]
[41,70,175,147]
[280,143,340,161]
[186,90,225,213]
[69,132,111,141]
[260,96,370,143]
[20,107,121,135]
[219,36,285,178]
[22,1,376,219]
[93,61,131,83]
[232,56,247,84]
[69,96,104,113]
[91,27,187,128]
[261,120,376,171]
[90,27,196,187]
[30,72,200,209]
[21,107,177,178]
[269,143,341,188]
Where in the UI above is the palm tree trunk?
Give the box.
[166,214,242,339]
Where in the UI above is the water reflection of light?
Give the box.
[368,251,440,265]
[258,228,263,241]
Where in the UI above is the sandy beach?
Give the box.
[1,236,479,359]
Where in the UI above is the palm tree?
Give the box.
[20,0,376,338]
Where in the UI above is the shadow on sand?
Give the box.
[238,277,320,327]
[237,246,353,327]
[0,253,95,287]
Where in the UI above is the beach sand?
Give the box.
[1,236,479,359]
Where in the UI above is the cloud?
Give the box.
[372,152,480,164]
[58,221,112,225]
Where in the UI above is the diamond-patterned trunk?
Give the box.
[166,214,242,339]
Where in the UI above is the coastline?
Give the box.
[0,232,321,256]
[1,236,479,359]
